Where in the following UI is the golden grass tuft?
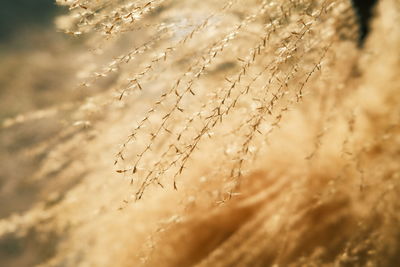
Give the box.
[1,0,400,266]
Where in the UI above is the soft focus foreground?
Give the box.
[0,0,400,266]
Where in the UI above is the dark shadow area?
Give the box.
[0,229,60,267]
[352,0,379,45]
[0,0,60,43]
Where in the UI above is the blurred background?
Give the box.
[0,2,81,265]
[0,0,68,121]
[0,0,58,44]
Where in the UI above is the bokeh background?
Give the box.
[0,0,58,43]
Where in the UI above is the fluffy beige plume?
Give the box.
[1,0,399,266]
